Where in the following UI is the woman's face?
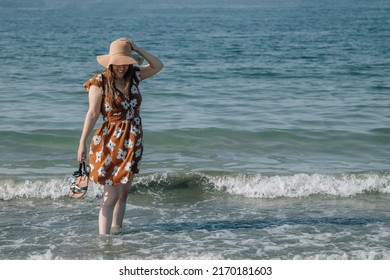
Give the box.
[112,64,129,79]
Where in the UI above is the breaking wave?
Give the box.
[1,170,389,201]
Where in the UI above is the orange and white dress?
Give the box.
[84,66,143,186]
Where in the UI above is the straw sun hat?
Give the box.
[96,40,137,68]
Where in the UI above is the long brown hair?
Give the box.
[103,65,134,110]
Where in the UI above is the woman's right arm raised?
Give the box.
[77,85,103,162]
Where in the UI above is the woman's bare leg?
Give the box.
[99,185,120,235]
[112,174,135,230]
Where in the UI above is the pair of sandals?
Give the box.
[68,162,90,199]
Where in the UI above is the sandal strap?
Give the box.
[70,182,88,193]
[81,161,89,176]
[72,170,82,177]
[72,162,90,177]
[69,162,90,195]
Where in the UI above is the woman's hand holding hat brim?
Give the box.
[116,37,139,52]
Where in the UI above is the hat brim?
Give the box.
[96,54,138,68]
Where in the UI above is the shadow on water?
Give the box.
[124,217,389,234]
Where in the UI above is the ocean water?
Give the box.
[0,0,390,260]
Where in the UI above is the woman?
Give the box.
[77,38,163,235]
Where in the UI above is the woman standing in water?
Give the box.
[77,38,163,235]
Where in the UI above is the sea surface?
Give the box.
[0,0,390,260]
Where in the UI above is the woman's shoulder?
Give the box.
[85,72,105,84]
[84,72,106,93]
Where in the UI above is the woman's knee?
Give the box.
[102,186,120,207]
[118,179,134,201]
[118,186,131,202]
[118,191,129,202]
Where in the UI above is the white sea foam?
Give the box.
[1,172,388,200]
[28,249,60,260]
[0,177,103,200]
[207,172,390,198]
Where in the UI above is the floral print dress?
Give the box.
[84,66,143,186]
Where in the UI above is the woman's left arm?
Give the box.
[118,38,164,80]
[133,44,164,80]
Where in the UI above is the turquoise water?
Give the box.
[0,0,390,259]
